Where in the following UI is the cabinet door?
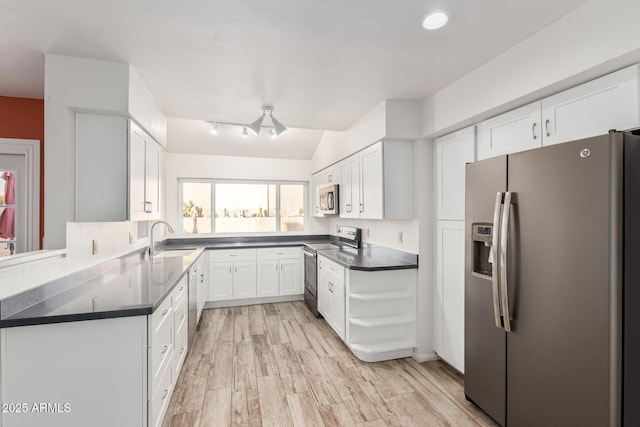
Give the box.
[339,160,352,217]
[435,127,476,220]
[197,259,208,314]
[209,262,233,301]
[360,143,383,219]
[233,261,257,299]
[257,260,279,297]
[476,102,542,160]
[145,140,161,219]
[330,273,346,341]
[317,265,328,317]
[311,173,322,217]
[75,113,128,222]
[435,220,465,372]
[279,258,302,295]
[129,124,147,220]
[541,64,640,146]
[326,164,340,185]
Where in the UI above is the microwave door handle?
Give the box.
[500,191,513,332]
[492,192,503,329]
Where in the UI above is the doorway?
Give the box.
[0,154,24,255]
[0,139,40,256]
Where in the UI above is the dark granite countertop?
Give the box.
[0,235,417,328]
[314,246,418,271]
[164,235,418,271]
[0,248,205,328]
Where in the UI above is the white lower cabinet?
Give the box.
[257,247,303,297]
[233,261,258,299]
[434,220,465,373]
[318,254,417,362]
[317,255,345,340]
[209,249,257,301]
[0,277,192,427]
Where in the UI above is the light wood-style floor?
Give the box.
[162,301,497,427]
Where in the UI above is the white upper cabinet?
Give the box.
[435,126,476,221]
[360,143,384,219]
[338,155,361,218]
[541,64,640,146]
[477,102,542,160]
[311,164,340,217]
[338,140,413,220]
[130,121,162,221]
[477,65,640,159]
[75,113,162,222]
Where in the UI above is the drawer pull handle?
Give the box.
[179,286,185,292]
[161,345,169,354]
[229,254,238,257]
[162,389,169,400]
[275,252,284,255]
[180,347,185,354]
[161,308,169,316]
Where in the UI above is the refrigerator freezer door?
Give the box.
[506,134,617,427]
[465,155,507,426]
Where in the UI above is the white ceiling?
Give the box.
[0,0,588,157]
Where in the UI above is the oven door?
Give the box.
[303,248,317,296]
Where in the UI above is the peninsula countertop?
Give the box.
[0,248,204,328]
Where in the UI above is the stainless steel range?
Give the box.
[303,226,361,317]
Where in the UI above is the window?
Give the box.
[179,179,306,234]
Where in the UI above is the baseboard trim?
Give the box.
[411,351,439,363]
[204,294,304,309]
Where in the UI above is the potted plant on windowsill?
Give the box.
[183,200,203,234]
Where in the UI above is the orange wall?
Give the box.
[0,96,45,248]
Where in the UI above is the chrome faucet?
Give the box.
[149,220,175,257]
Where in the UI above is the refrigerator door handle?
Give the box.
[500,191,513,332]
[492,192,503,328]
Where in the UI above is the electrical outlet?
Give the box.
[398,231,403,243]
[92,239,98,255]
[128,232,134,244]
[366,228,371,237]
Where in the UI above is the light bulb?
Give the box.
[422,12,449,30]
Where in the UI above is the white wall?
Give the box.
[43,55,167,249]
[310,100,421,172]
[421,0,640,138]
[44,54,130,249]
[164,152,328,235]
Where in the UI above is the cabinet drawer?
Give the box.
[209,248,257,262]
[149,305,173,395]
[150,296,173,336]
[149,359,173,427]
[174,292,188,336]
[318,255,344,280]
[172,277,187,306]
[257,247,300,260]
[174,321,188,377]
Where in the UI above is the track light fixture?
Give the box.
[206,105,288,139]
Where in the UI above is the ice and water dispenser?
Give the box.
[472,223,493,278]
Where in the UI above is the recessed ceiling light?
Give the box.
[422,11,449,30]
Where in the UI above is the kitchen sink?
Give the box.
[153,249,196,258]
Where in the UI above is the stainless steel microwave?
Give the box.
[319,184,339,215]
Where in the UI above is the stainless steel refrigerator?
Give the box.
[464,131,640,427]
